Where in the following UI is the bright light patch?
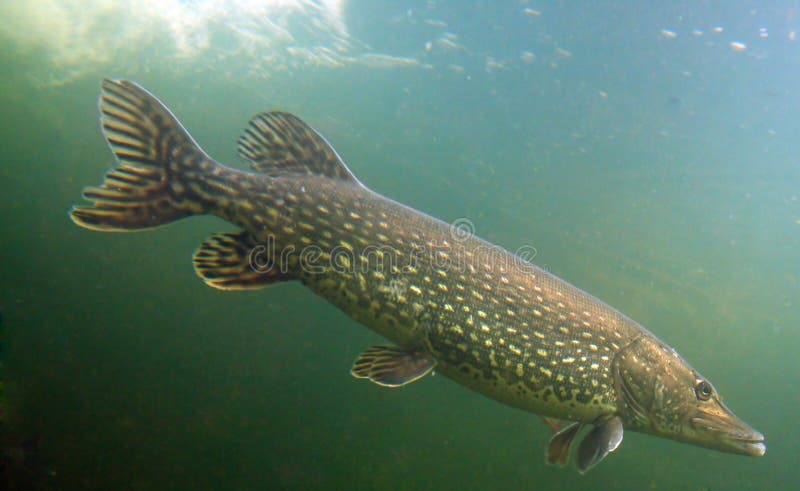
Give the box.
[0,0,422,85]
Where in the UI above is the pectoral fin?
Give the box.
[576,416,624,474]
[546,421,583,467]
[351,345,436,388]
[540,416,566,433]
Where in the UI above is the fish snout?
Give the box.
[690,402,765,457]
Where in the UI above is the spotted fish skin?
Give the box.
[71,80,765,471]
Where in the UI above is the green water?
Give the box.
[1,1,798,489]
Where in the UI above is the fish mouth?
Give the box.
[691,406,766,457]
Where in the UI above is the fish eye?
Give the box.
[695,380,713,401]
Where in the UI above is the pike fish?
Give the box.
[71,80,765,472]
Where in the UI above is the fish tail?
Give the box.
[70,79,214,232]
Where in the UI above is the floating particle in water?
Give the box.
[661,29,677,39]
[790,30,796,41]
[692,29,704,37]
[520,51,536,64]
[485,56,508,72]
[523,8,541,17]
[555,47,572,58]
[423,19,447,28]
[436,37,463,51]
[598,91,608,99]
[713,26,724,34]
[759,27,768,38]
[730,41,747,51]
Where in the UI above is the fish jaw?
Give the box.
[689,402,766,457]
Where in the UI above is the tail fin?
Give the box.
[70,79,211,232]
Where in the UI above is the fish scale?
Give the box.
[71,79,765,474]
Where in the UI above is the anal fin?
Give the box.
[351,345,436,388]
[193,231,293,290]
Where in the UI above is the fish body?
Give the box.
[71,80,765,472]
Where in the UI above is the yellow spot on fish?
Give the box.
[536,349,548,357]
[562,357,576,364]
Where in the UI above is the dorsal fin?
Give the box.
[237,111,360,184]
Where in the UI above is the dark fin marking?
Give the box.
[546,421,583,467]
[237,111,361,184]
[70,79,213,232]
[576,416,624,474]
[193,231,293,291]
[350,345,436,388]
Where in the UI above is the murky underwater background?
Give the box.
[0,0,798,489]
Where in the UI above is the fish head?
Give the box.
[612,335,765,457]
